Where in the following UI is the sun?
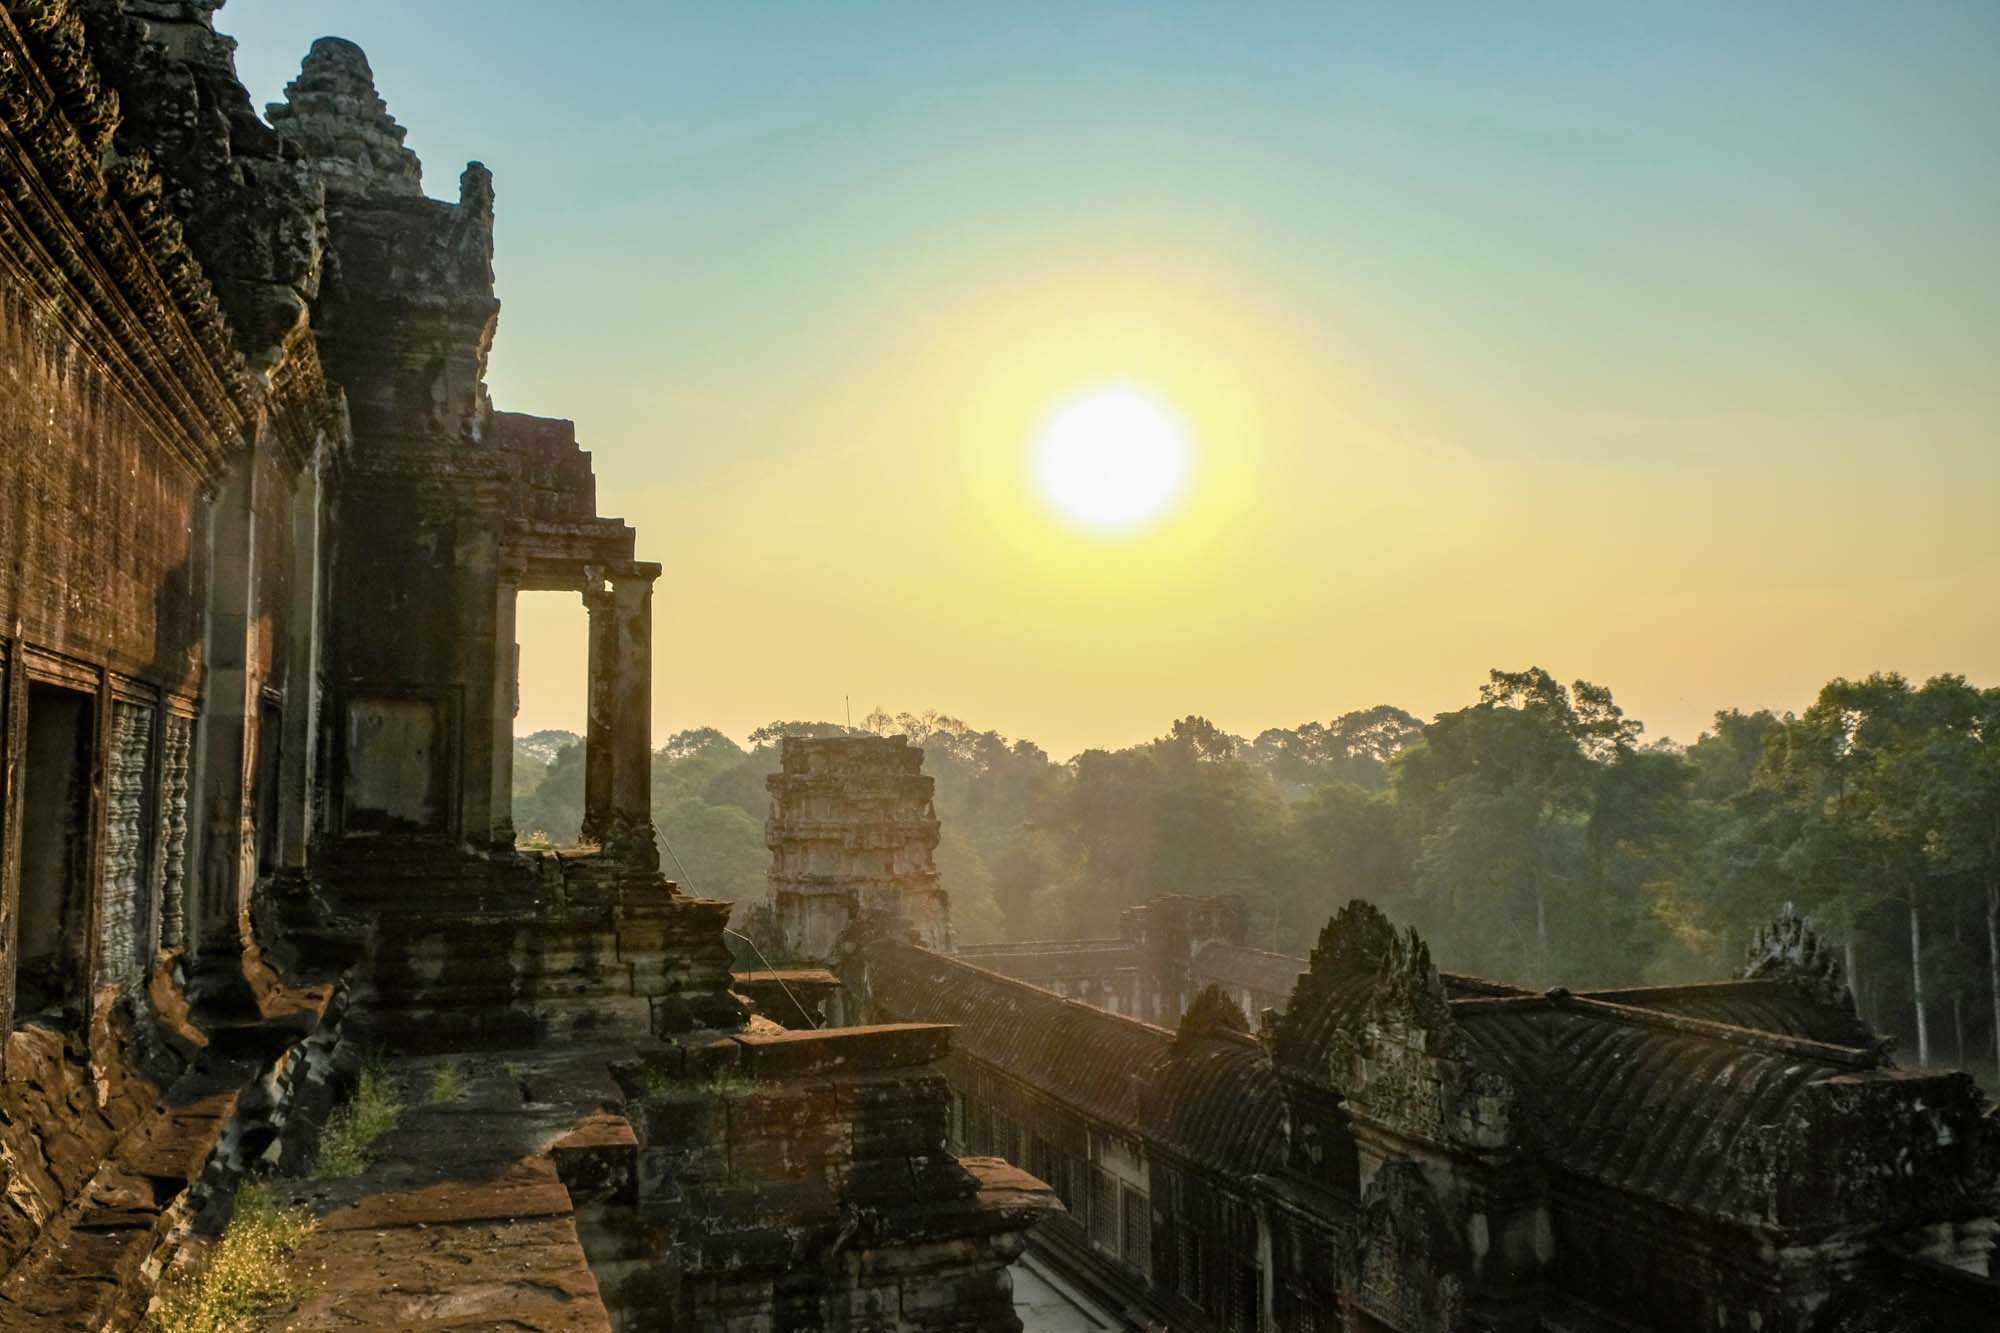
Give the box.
[1031,382,1193,531]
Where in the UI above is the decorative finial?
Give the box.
[1741,902,1852,1010]
[1176,984,1251,1050]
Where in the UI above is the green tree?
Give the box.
[1753,674,1988,1066]
[938,827,1005,945]
[514,739,584,845]
[654,795,767,904]
[1392,669,1621,980]
[1249,705,1422,797]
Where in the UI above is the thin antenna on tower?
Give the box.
[846,694,851,728]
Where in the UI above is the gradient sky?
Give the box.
[225,2,1999,758]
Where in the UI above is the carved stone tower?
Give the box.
[764,736,951,962]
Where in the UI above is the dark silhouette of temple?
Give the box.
[0,6,1049,1328]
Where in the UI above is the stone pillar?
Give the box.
[190,455,256,962]
[580,586,615,846]
[604,566,658,868]
[488,572,518,846]
[279,451,325,868]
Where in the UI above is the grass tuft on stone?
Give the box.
[311,1056,402,1179]
[428,1059,465,1104]
[151,1178,312,1333]
[707,1066,756,1094]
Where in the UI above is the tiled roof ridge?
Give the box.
[869,939,1175,1041]
[1582,978,1810,1004]
[1439,971,1537,997]
[958,937,1128,955]
[1453,987,1884,1070]
[1199,940,1306,965]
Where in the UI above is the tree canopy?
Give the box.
[510,667,2000,1075]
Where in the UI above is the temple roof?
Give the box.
[867,943,1294,1174]
[1451,996,1870,1217]
[1259,900,2000,1229]
[1573,979,1881,1051]
[1144,1027,1287,1175]
[953,943,1138,981]
[1143,988,1287,1175]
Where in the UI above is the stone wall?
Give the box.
[867,942,1340,1330]
[0,4,345,1319]
[583,1022,1058,1330]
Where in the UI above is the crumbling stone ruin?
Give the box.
[0,5,1053,1327]
[763,735,955,963]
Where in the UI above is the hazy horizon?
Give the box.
[226,3,1999,761]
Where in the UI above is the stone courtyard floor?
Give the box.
[261,1046,622,1331]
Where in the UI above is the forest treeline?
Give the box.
[513,667,2000,1071]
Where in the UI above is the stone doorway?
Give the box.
[15,681,95,1025]
[509,590,588,848]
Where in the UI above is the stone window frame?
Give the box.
[1175,1218,1205,1306]
[992,1109,1020,1166]
[1121,1183,1152,1277]
[1088,1163,1121,1254]
[331,684,462,841]
[253,688,283,875]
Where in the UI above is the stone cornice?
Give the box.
[0,0,252,483]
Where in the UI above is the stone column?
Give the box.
[581,586,615,846]
[190,455,256,962]
[278,455,324,867]
[488,572,518,846]
[604,566,659,868]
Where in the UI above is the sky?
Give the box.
[224,2,1999,759]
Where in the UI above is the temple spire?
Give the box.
[267,37,423,199]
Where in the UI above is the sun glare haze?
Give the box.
[214,1,2000,760]
[1031,382,1192,533]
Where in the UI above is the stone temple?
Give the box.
[0,4,1997,1331]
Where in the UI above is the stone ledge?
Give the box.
[733,1023,954,1079]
